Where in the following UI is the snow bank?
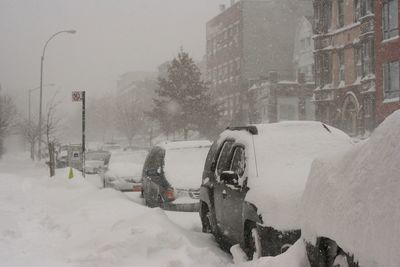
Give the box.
[219,122,352,231]
[0,158,230,267]
[163,141,211,189]
[232,240,310,267]
[302,110,400,267]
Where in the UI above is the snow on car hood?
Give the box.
[219,121,352,231]
[301,111,400,267]
[163,142,211,189]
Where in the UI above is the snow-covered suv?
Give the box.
[302,111,400,267]
[199,122,352,260]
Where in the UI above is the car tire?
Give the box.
[244,223,262,260]
[200,202,225,247]
[317,238,358,267]
[200,205,212,234]
[157,194,164,208]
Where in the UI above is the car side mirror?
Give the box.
[220,171,239,186]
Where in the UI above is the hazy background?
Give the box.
[0,0,230,117]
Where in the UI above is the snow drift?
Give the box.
[302,110,400,267]
[0,162,229,267]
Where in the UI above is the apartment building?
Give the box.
[206,0,310,125]
[313,0,375,136]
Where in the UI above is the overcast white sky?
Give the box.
[0,0,229,113]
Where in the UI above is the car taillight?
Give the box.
[165,188,175,200]
[132,185,142,192]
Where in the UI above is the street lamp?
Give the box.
[28,83,55,124]
[38,30,76,159]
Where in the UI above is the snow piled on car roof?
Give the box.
[162,141,211,189]
[107,150,148,180]
[219,121,352,231]
[302,110,400,267]
[157,140,211,150]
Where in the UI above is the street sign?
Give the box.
[72,90,86,177]
[72,91,83,102]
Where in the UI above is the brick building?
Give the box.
[206,0,311,126]
[313,0,375,136]
[375,0,400,124]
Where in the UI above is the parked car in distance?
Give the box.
[142,140,211,212]
[302,111,400,267]
[199,122,352,260]
[84,150,110,174]
[102,150,147,192]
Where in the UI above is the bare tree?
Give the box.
[44,95,62,176]
[18,119,39,160]
[0,86,17,158]
[115,95,145,146]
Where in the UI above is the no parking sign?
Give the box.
[72,91,83,102]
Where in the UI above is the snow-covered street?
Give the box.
[0,154,231,267]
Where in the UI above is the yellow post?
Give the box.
[68,167,74,179]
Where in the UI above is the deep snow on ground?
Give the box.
[232,240,310,267]
[0,155,230,267]
[0,153,310,267]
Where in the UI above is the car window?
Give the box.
[215,141,234,179]
[144,148,164,173]
[230,146,245,178]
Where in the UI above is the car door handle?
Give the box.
[222,189,227,199]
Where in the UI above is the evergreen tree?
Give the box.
[150,50,221,140]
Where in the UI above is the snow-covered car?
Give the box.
[84,150,110,174]
[142,140,211,212]
[199,122,352,260]
[302,111,400,267]
[102,150,147,192]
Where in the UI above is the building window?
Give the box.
[362,39,374,76]
[338,0,345,27]
[322,2,332,32]
[383,0,399,39]
[383,61,400,100]
[354,0,360,22]
[354,47,362,79]
[339,50,345,81]
[322,53,332,86]
[361,0,374,17]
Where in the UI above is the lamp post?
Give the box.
[38,30,76,159]
[28,84,54,125]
